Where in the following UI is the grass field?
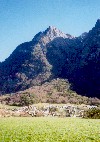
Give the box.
[0,117,100,142]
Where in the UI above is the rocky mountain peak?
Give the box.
[44,26,70,39]
[32,26,73,45]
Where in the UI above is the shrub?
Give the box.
[83,108,100,119]
[20,94,34,106]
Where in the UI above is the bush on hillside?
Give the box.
[19,94,34,106]
[83,108,100,119]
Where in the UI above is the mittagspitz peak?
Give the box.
[0,20,100,99]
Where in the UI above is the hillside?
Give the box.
[0,79,100,106]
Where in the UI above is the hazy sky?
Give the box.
[0,0,100,62]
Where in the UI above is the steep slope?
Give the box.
[70,19,100,98]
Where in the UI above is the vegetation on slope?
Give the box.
[0,79,100,106]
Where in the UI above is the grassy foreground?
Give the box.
[0,117,100,142]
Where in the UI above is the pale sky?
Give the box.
[0,0,100,62]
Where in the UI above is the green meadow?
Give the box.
[0,117,100,142]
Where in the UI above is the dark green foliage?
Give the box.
[83,108,100,119]
[20,94,34,106]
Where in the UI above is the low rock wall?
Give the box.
[0,104,97,118]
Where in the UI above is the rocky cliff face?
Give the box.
[0,20,100,98]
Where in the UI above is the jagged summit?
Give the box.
[47,26,74,39]
[44,26,72,39]
[45,25,61,34]
[32,26,73,44]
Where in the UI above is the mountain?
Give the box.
[0,26,72,94]
[0,20,100,99]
